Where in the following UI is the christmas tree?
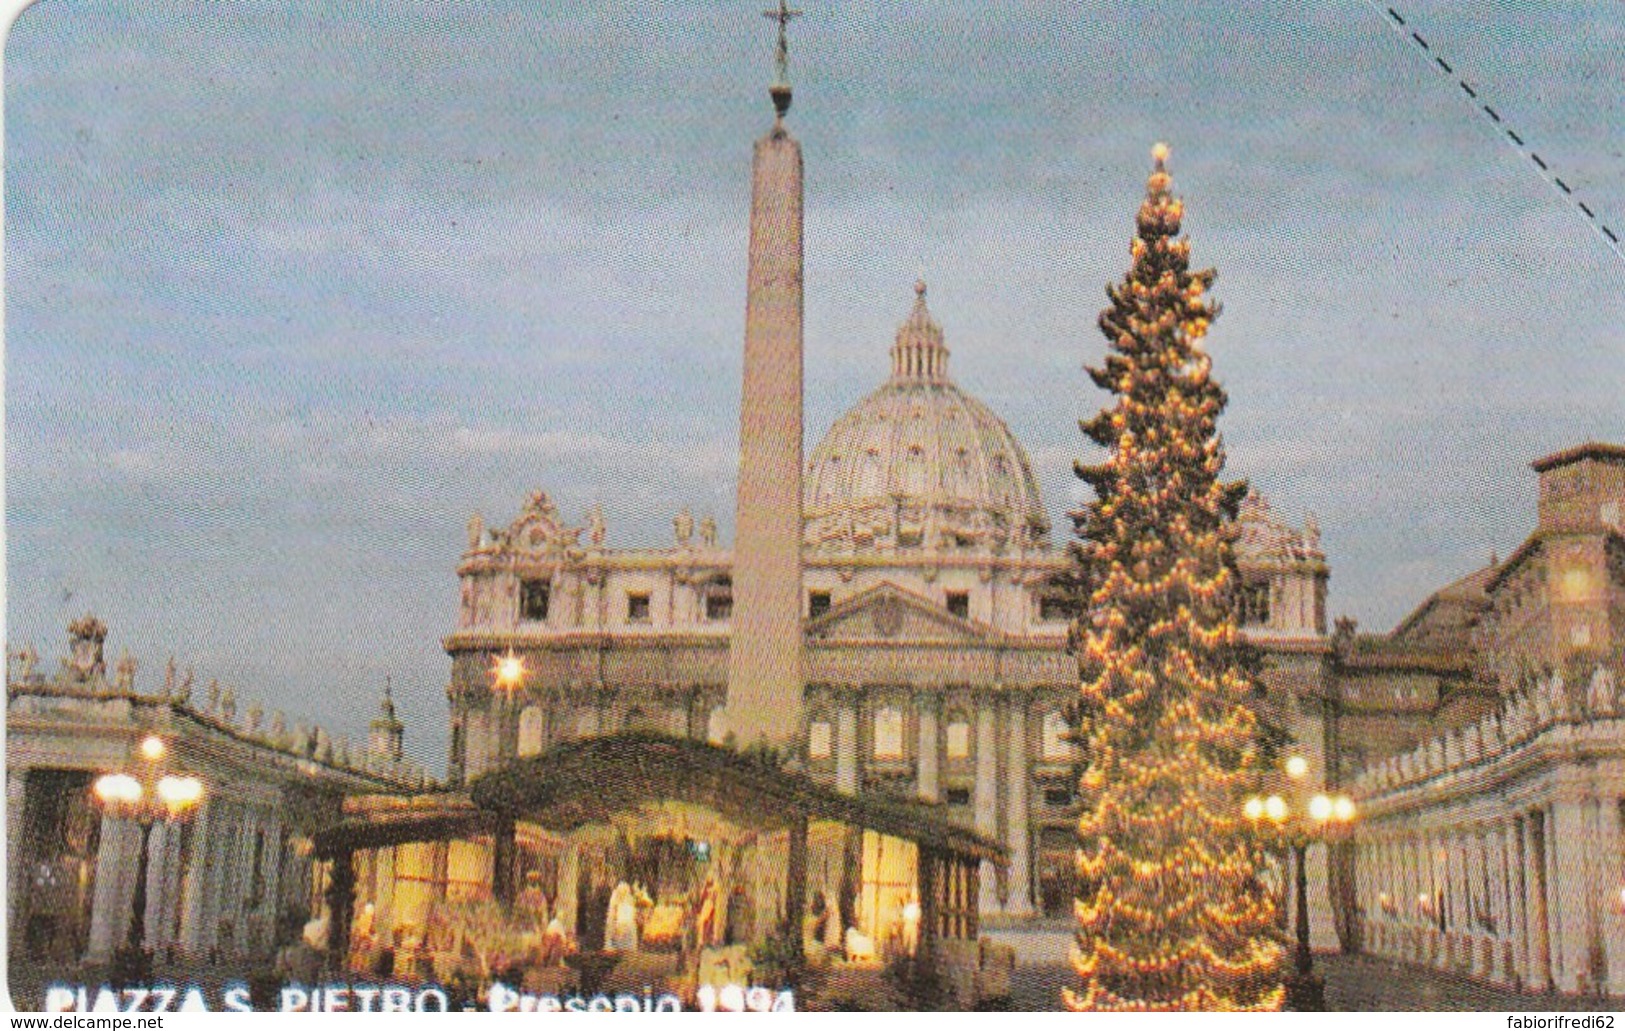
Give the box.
[1063,144,1285,1012]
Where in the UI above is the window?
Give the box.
[808,720,833,759]
[706,706,728,745]
[1044,786,1074,807]
[1042,710,1077,761]
[520,579,551,622]
[873,706,904,759]
[945,787,971,806]
[1039,593,1079,622]
[518,706,547,757]
[705,577,733,621]
[627,592,651,623]
[808,590,831,619]
[945,719,971,760]
[1239,581,1271,626]
[945,591,970,620]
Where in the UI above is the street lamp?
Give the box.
[1244,755,1356,1012]
[92,735,205,987]
[488,649,528,763]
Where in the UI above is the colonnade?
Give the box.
[1353,776,1625,994]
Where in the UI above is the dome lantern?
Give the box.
[890,280,951,385]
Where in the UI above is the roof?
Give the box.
[1531,441,1625,472]
[470,733,1007,864]
[313,792,503,856]
[1390,562,1495,645]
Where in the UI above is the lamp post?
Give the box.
[92,735,205,988]
[1244,755,1356,1012]
[488,650,526,906]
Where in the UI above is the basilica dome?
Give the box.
[804,282,1050,554]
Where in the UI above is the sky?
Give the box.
[6,0,1622,768]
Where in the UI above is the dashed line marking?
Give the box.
[1363,0,1620,260]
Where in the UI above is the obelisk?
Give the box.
[727,2,804,750]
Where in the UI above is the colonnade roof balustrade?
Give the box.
[1349,664,1623,814]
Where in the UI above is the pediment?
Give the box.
[806,582,996,643]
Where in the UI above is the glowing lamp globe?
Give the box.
[1243,796,1265,822]
[1284,755,1309,780]
[156,775,204,814]
[1332,796,1356,823]
[493,652,525,689]
[94,773,143,807]
[1308,794,1334,822]
[1264,795,1287,822]
[139,736,167,761]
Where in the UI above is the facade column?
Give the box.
[974,694,1000,913]
[915,692,939,804]
[835,693,859,796]
[1004,695,1032,917]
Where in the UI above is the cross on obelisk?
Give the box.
[763,0,801,115]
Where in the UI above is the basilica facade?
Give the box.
[442,280,1335,923]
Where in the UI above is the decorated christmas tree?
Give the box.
[1063,144,1285,1012]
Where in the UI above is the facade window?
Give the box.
[627,592,651,623]
[705,577,733,621]
[575,708,599,739]
[873,706,904,759]
[808,590,832,618]
[945,718,971,760]
[518,706,548,757]
[1039,593,1080,622]
[808,720,833,759]
[944,787,971,806]
[1239,581,1271,626]
[706,705,728,745]
[1042,710,1077,761]
[520,579,551,622]
[945,590,970,620]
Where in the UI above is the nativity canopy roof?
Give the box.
[470,732,1006,864]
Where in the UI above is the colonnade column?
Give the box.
[179,800,211,958]
[6,771,25,943]
[1600,797,1625,994]
[1004,695,1031,917]
[1507,818,1529,987]
[86,815,138,962]
[974,694,999,912]
[915,692,939,804]
[1525,813,1552,990]
[1550,800,1586,990]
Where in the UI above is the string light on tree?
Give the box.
[1063,143,1286,1012]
